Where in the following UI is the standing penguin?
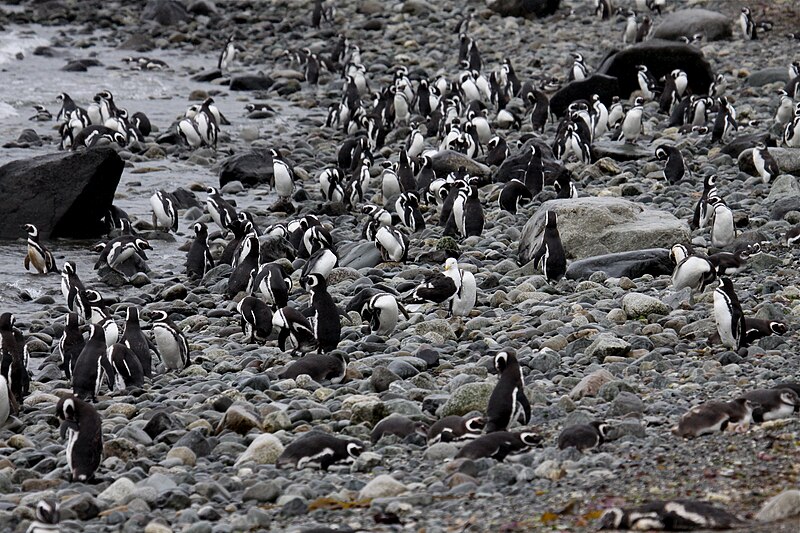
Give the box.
[395,191,425,233]
[443,258,477,317]
[568,52,588,82]
[711,97,738,144]
[523,144,544,195]
[714,277,746,351]
[621,96,645,144]
[692,174,719,229]
[61,261,91,322]
[710,200,735,248]
[739,7,757,40]
[752,142,779,184]
[58,312,84,381]
[0,375,17,427]
[218,35,237,73]
[22,224,57,274]
[237,296,273,344]
[106,343,145,390]
[226,234,260,299]
[120,307,152,379]
[452,185,484,238]
[272,307,316,355]
[271,154,296,201]
[149,190,178,233]
[655,145,686,184]
[206,187,237,234]
[148,310,190,370]
[0,313,29,404]
[253,263,292,309]
[485,350,531,433]
[72,324,112,402]
[531,211,567,282]
[55,395,103,482]
[302,273,341,353]
[186,222,215,279]
[499,179,533,214]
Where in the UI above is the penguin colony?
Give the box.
[2,1,800,531]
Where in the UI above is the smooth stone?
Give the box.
[439,382,494,417]
[358,474,408,500]
[585,334,631,361]
[566,249,673,280]
[755,489,800,522]
[570,369,615,399]
[218,149,273,188]
[229,74,274,91]
[608,392,645,417]
[746,67,790,87]
[99,477,137,504]
[591,141,652,162]
[486,0,561,18]
[141,0,190,25]
[234,434,285,466]
[622,293,671,318]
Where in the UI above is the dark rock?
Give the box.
[338,241,382,270]
[720,133,777,158]
[430,150,491,178]
[170,187,201,209]
[230,75,274,91]
[144,411,176,439]
[142,0,190,25]
[370,366,401,393]
[174,429,213,457]
[118,34,155,52]
[566,249,673,280]
[550,74,619,118]
[597,40,713,99]
[280,497,307,517]
[33,46,57,57]
[192,70,222,82]
[61,59,102,71]
[61,493,101,521]
[0,147,123,240]
[651,9,732,42]
[362,19,383,31]
[487,0,561,18]
[187,0,216,15]
[219,149,273,188]
[493,138,562,183]
[591,141,652,161]
[746,67,790,87]
[17,129,42,144]
[769,198,800,221]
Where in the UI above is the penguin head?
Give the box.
[193,222,208,236]
[741,7,750,15]
[518,431,542,446]
[206,186,219,196]
[301,273,326,291]
[599,508,625,529]
[755,141,766,150]
[0,312,14,330]
[494,350,512,372]
[134,238,152,252]
[592,421,612,440]
[346,442,364,459]
[56,396,77,421]
[769,322,788,335]
[654,146,668,161]
[636,64,648,72]
[35,499,60,525]
[62,261,77,275]
[778,389,799,408]
[145,310,169,323]
[633,96,645,107]
[570,52,584,63]
[84,289,102,305]
[669,243,691,265]
[56,93,67,103]
[464,416,486,433]
[125,306,139,323]
[22,223,38,237]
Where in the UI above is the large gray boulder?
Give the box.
[430,150,490,178]
[0,147,123,240]
[519,198,690,262]
[652,9,732,42]
[486,0,560,18]
[565,249,673,280]
[738,147,800,177]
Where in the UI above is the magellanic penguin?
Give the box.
[711,97,738,144]
[149,190,178,232]
[72,324,113,402]
[714,277,746,350]
[691,174,719,230]
[360,292,409,336]
[557,421,611,452]
[277,351,348,383]
[710,199,735,248]
[451,185,484,239]
[0,313,30,404]
[56,395,103,481]
[96,236,151,278]
[752,142,779,184]
[148,310,190,370]
[395,191,426,233]
[59,312,85,380]
[708,244,759,276]
[277,432,364,470]
[25,499,61,533]
[302,273,341,353]
[554,169,578,199]
[522,144,544,195]
[253,263,293,309]
[186,222,214,279]
[744,388,798,423]
[218,35,237,72]
[568,52,588,82]
[237,296,273,344]
[671,397,752,438]
[106,343,145,390]
[531,211,567,282]
[739,7,757,40]
[0,375,19,428]
[621,96,645,144]
[22,224,57,274]
[427,415,485,444]
[271,153,296,201]
[272,306,316,355]
[226,234,260,299]
[443,257,477,317]
[120,306,152,379]
[671,254,716,297]
[206,186,237,235]
[372,224,409,263]
[455,430,541,461]
[61,261,91,322]
[743,318,787,345]
[599,500,743,531]
[499,179,533,214]
[486,350,531,432]
[655,145,686,184]
[371,414,428,443]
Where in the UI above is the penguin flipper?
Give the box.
[531,243,546,269]
[517,389,532,424]
[23,254,30,271]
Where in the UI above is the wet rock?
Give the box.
[430,150,490,178]
[230,75,274,91]
[651,9,732,42]
[566,249,673,280]
[0,146,123,239]
[218,149,273,188]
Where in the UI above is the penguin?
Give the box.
[302,273,341,353]
[72,324,113,402]
[97,237,151,277]
[427,415,485,444]
[591,93,609,139]
[395,192,426,233]
[304,53,321,85]
[672,397,753,438]
[57,312,84,381]
[775,90,794,125]
[714,277,746,350]
[205,188,236,235]
[485,350,531,433]
[785,108,800,148]
[60,261,91,322]
[277,432,363,470]
[226,234,260,299]
[499,179,533,214]
[278,351,348,383]
[672,255,716,295]
[148,310,190,370]
[595,0,611,20]
[691,174,718,229]
[272,154,296,201]
[607,96,624,130]
[599,500,743,531]
[452,185,484,239]
[372,225,409,263]
[621,96,644,144]
[528,89,549,133]
[83,290,119,348]
[655,145,686,184]
[711,97,738,144]
[319,167,346,202]
[29,104,52,121]
[25,499,61,533]
[272,307,317,355]
[743,318,787,345]
[149,190,179,232]
[186,222,215,280]
[0,313,29,404]
[253,263,292,309]
[659,70,688,115]
[178,118,203,148]
[55,395,103,481]
[687,94,712,126]
[752,142,779,184]
[622,9,638,44]
[0,374,16,427]
[106,343,145,390]
[380,163,401,204]
[710,200,735,248]
[708,244,758,276]
[22,224,57,274]
[371,415,428,443]
[739,7,757,40]
[301,224,334,259]
[237,296,273,344]
[636,65,657,101]
[195,98,219,149]
[405,260,458,305]
[72,126,126,150]
[743,388,798,423]
[554,169,578,199]
[455,431,541,461]
[523,144,544,195]
[568,52,588,82]
[558,421,611,452]
[120,307,152,379]
[301,247,338,282]
[360,293,409,336]
[531,211,567,282]
[445,258,477,317]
